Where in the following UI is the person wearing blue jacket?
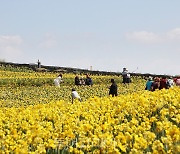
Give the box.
[85,74,93,86]
[145,76,153,91]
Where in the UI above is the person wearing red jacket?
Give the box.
[159,77,168,90]
[151,77,160,91]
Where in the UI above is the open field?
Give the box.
[0,65,179,153]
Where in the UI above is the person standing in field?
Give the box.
[85,74,93,86]
[75,75,81,85]
[145,76,153,91]
[37,59,41,68]
[175,76,180,86]
[151,77,160,91]
[167,77,175,88]
[109,79,118,97]
[54,74,63,87]
[122,68,131,83]
[71,88,81,103]
[159,77,168,90]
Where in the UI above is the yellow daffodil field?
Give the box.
[0,65,179,153]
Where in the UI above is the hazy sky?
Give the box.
[0,1,180,75]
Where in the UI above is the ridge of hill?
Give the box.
[0,61,172,78]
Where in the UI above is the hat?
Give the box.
[148,76,152,80]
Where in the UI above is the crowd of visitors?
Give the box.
[74,74,93,86]
[145,76,180,91]
[53,67,180,102]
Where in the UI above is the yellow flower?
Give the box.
[36,144,46,153]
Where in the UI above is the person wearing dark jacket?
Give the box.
[75,75,81,85]
[159,77,168,90]
[109,79,118,97]
[85,74,93,86]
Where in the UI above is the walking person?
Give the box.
[109,79,118,97]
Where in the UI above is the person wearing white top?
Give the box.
[167,77,175,88]
[122,68,131,83]
[54,74,63,87]
[72,88,81,103]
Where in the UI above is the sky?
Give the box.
[0,1,180,75]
